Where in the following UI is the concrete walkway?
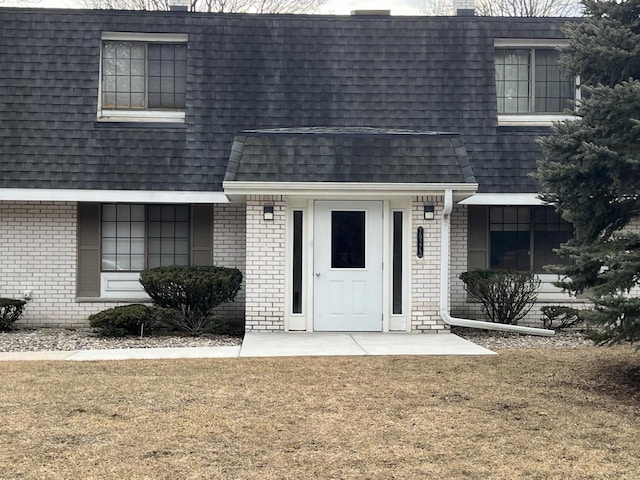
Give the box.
[0,332,494,361]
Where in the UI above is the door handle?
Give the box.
[315,272,321,277]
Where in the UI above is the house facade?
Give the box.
[0,7,588,332]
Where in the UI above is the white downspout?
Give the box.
[439,189,554,336]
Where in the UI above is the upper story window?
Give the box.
[494,41,578,126]
[98,33,187,123]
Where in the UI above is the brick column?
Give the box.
[411,196,448,332]
[244,195,286,331]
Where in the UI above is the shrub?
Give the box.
[89,304,165,337]
[460,270,541,325]
[139,266,243,336]
[541,305,586,331]
[0,298,27,331]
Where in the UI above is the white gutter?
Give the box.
[439,189,555,336]
[0,188,229,204]
[223,181,478,197]
[458,193,546,206]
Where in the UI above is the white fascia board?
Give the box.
[0,189,229,204]
[223,181,478,198]
[459,193,546,206]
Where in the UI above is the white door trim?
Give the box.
[283,197,412,333]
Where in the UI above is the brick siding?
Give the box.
[411,196,448,332]
[244,196,286,331]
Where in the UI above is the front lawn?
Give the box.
[1,347,638,479]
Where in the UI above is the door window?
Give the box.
[331,211,365,269]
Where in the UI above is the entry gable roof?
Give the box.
[224,127,476,187]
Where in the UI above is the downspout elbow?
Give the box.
[439,189,554,337]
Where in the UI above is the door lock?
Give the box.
[315,272,321,277]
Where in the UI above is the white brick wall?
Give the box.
[212,203,246,323]
[244,196,286,331]
[411,196,448,332]
[0,202,131,327]
[0,201,249,328]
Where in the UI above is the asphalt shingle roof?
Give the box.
[224,127,476,184]
[0,8,568,193]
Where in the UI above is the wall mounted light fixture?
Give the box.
[424,205,435,220]
[263,205,274,221]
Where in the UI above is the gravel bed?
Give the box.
[0,328,242,353]
[452,327,594,350]
[0,326,593,353]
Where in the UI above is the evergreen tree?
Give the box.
[536,0,640,344]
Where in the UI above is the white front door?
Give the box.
[313,201,383,331]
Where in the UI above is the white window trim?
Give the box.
[97,32,188,123]
[498,114,576,126]
[97,110,186,123]
[495,39,579,126]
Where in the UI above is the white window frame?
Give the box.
[494,39,580,126]
[98,32,188,123]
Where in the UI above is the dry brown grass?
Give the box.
[1,347,638,480]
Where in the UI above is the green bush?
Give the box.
[0,298,27,331]
[541,305,586,331]
[460,270,541,325]
[89,304,165,337]
[139,266,243,336]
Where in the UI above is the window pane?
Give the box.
[102,205,117,222]
[116,222,130,237]
[175,255,189,266]
[331,211,365,269]
[490,231,530,271]
[292,210,303,314]
[532,207,573,272]
[490,206,531,271]
[175,239,189,255]
[175,222,189,237]
[175,206,189,221]
[392,211,403,315]
[102,239,116,255]
[147,204,190,267]
[131,221,145,237]
[161,222,175,237]
[116,255,131,271]
[534,49,573,114]
[147,255,161,269]
[495,49,531,113]
[148,238,161,255]
[147,43,186,109]
[131,238,145,255]
[148,222,161,237]
[147,206,162,221]
[130,255,145,271]
[161,239,175,254]
[101,204,144,272]
[102,255,117,271]
[533,231,573,272]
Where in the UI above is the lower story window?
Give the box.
[489,206,572,272]
[101,204,190,271]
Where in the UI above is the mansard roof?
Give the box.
[0,8,568,194]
